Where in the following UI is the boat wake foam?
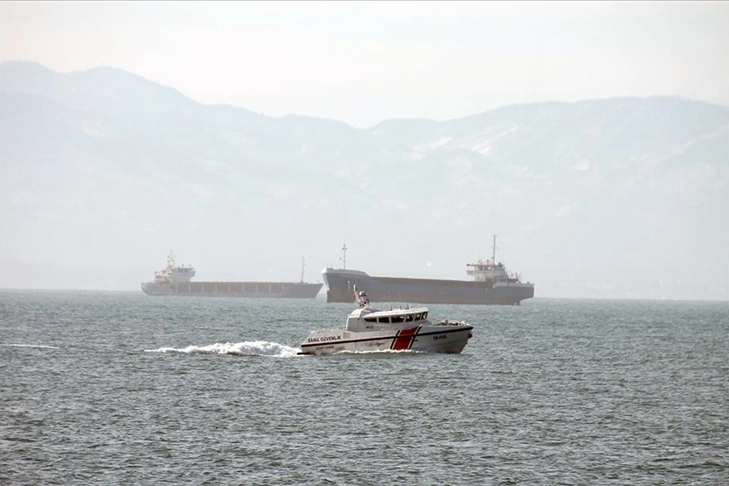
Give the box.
[330,348,425,355]
[145,341,300,358]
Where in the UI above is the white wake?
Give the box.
[145,340,300,358]
[1,344,59,349]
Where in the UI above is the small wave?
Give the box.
[145,341,300,358]
[1,344,59,349]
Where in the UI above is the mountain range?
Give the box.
[1,60,728,300]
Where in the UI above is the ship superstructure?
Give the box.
[466,235,523,286]
[151,251,196,286]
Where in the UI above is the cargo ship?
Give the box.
[322,237,534,305]
[141,251,323,298]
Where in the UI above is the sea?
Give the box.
[1,290,728,485]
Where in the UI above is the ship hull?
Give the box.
[141,281,322,298]
[322,269,534,305]
[299,325,473,355]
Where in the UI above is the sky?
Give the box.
[1,1,728,128]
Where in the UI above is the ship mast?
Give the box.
[300,256,305,283]
[341,244,348,269]
[491,235,498,264]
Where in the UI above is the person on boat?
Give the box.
[358,291,370,308]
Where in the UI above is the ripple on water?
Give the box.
[1,293,728,485]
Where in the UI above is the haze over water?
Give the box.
[3,291,728,484]
[2,2,729,301]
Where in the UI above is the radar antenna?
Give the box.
[341,244,348,269]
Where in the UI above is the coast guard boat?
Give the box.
[298,287,473,355]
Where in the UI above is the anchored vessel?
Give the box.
[322,237,534,305]
[298,288,473,355]
[141,251,322,298]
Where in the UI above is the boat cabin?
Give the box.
[346,307,430,332]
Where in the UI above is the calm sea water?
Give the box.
[1,291,728,485]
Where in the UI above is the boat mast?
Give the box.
[491,235,498,264]
[300,256,305,283]
[341,244,348,269]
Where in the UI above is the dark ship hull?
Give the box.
[322,269,533,305]
[141,281,323,298]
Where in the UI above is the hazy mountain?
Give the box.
[1,60,728,300]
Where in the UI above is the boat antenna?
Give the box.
[300,256,305,283]
[492,234,498,264]
[341,243,348,269]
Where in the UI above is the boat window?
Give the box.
[422,312,428,319]
[406,314,414,322]
[364,316,378,322]
[378,317,390,324]
[391,316,404,323]
[415,313,421,321]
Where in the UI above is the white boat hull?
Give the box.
[299,324,473,355]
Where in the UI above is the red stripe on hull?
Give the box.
[391,327,420,350]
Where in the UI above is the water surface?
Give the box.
[2,291,728,484]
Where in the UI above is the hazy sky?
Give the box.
[2,1,728,128]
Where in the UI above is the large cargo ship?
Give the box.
[141,251,323,298]
[322,237,534,305]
